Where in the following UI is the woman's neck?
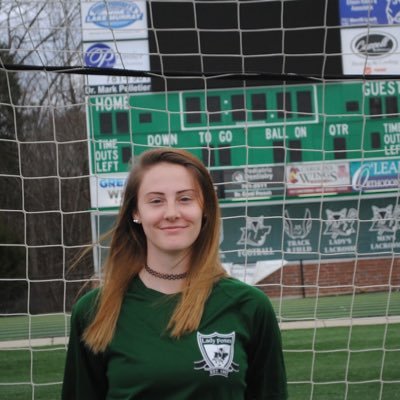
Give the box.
[139,252,190,294]
[138,269,186,294]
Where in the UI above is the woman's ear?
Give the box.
[132,213,141,224]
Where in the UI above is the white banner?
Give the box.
[90,173,128,209]
[81,0,148,41]
[341,26,400,75]
[83,40,151,93]
[286,162,351,196]
[223,260,287,285]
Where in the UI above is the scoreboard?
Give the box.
[87,80,400,204]
[87,80,400,265]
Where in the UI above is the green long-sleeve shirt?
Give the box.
[62,276,287,399]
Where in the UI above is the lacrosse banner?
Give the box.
[219,196,400,264]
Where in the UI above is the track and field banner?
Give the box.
[220,196,400,264]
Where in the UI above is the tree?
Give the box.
[0,45,26,312]
[0,3,94,312]
[1,1,83,109]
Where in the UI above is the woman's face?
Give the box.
[134,162,204,260]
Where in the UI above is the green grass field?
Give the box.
[1,291,399,399]
[0,324,399,400]
[1,291,399,342]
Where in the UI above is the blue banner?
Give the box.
[339,0,400,26]
[350,159,400,192]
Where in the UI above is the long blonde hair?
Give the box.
[83,148,226,353]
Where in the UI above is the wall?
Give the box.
[260,257,400,298]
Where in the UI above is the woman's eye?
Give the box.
[148,198,163,204]
[180,196,192,202]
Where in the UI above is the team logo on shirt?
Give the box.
[194,332,239,377]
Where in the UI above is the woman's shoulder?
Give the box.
[214,276,273,308]
[213,277,279,326]
[70,287,101,324]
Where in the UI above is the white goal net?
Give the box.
[0,0,399,399]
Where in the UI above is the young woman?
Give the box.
[62,148,287,400]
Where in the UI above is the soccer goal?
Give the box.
[0,0,399,399]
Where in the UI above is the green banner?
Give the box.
[220,197,400,264]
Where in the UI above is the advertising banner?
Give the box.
[339,0,400,26]
[362,201,400,254]
[215,165,284,201]
[286,162,351,196]
[91,195,400,278]
[341,26,400,75]
[220,196,400,265]
[90,165,284,208]
[339,1,400,75]
[90,173,127,209]
[81,0,148,41]
[222,260,286,285]
[350,158,400,192]
[83,40,151,94]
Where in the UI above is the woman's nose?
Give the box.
[164,201,180,220]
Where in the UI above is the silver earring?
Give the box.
[133,218,140,224]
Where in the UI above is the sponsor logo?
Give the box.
[352,32,397,58]
[324,208,358,240]
[351,160,400,191]
[237,216,271,247]
[284,208,312,239]
[352,163,371,190]
[232,170,245,182]
[232,167,274,183]
[84,43,116,68]
[287,164,349,185]
[99,178,126,188]
[370,204,400,235]
[86,1,144,29]
[286,163,350,195]
[194,332,239,377]
[288,167,300,184]
[386,0,400,24]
